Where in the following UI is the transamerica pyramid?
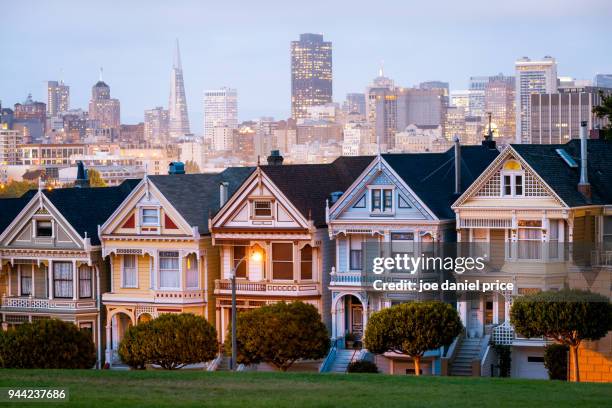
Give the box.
[168,39,190,138]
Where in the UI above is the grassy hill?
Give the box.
[0,370,610,407]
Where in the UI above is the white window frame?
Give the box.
[368,186,395,215]
[186,253,199,289]
[271,241,294,281]
[140,207,160,226]
[33,219,54,238]
[252,200,273,218]
[159,251,180,290]
[121,254,138,288]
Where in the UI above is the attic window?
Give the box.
[141,208,159,225]
[36,220,53,237]
[253,201,272,217]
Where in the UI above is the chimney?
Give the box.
[578,121,591,199]
[75,161,89,188]
[219,182,229,207]
[267,150,284,166]
[454,136,461,195]
[168,161,185,175]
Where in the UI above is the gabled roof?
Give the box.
[148,167,255,234]
[260,156,374,227]
[382,145,500,219]
[0,179,141,246]
[511,139,612,207]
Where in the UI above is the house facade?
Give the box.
[210,156,373,342]
[0,181,138,367]
[452,137,612,381]
[99,169,252,365]
[326,142,499,375]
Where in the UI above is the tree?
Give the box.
[544,344,568,381]
[0,319,96,368]
[510,289,612,382]
[184,160,201,174]
[593,91,612,141]
[364,301,462,376]
[0,180,37,198]
[226,301,330,371]
[119,313,217,370]
[87,169,107,187]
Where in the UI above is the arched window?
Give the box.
[501,160,524,197]
[300,245,313,280]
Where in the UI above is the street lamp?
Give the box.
[230,247,262,370]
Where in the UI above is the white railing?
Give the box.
[492,321,545,345]
[214,280,319,296]
[154,290,205,303]
[592,249,612,267]
[330,271,369,286]
[1,296,97,310]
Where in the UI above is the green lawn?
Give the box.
[0,370,610,408]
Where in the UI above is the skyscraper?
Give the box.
[203,87,238,141]
[594,74,612,88]
[515,56,557,143]
[144,107,169,146]
[484,77,515,144]
[290,33,332,119]
[366,69,396,149]
[344,93,366,115]
[88,72,120,139]
[47,80,70,115]
[168,39,190,139]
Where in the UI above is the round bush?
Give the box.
[0,319,96,368]
[347,360,379,373]
[544,344,568,381]
[119,313,218,370]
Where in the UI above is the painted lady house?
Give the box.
[210,152,373,347]
[98,164,252,366]
[452,124,612,381]
[322,138,499,375]
[0,167,138,367]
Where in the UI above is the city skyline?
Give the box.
[1,0,611,132]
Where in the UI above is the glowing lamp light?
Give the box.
[250,249,263,262]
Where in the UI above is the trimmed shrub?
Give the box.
[119,313,217,370]
[0,319,96,369]
[225,301,330,371]
[493,345,511,377]
[544,344,568,381]
[347,360,379,373]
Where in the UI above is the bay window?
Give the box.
[272,243,293,280]
[349,236,362,270]
[186,254,199,288]
[159,251,180,289]
[122,255,137,288]
[53,262,73,298]
[300,245,312,280]
[233,246,247,278]
[20,265,32,296]
[79,265,92,298]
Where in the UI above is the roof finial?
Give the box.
[99,66,103,82]
[174,38,182,69]
[257,155,261,167]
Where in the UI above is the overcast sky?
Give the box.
[1,0,611,133]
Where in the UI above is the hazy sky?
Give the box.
[1,0,611,133]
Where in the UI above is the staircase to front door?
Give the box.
[329,349,357,373]
[451,337,481,376]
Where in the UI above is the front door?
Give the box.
[351,305,363,338]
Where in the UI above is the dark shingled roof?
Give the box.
[512,139,612,207]
[148,167,255,234]
[0,179,140,246]
[383,145,500,219]
[260,156,375,227]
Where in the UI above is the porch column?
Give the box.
[17,265,21,296]
[72,260,78,300]
[504,297,511,323]
[105,321,112,367]
[7,265,11,296]
[48,260,53,299]
[492,294,499,325]
[331,309,337,340]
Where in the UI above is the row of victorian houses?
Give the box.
[0,130,610,382]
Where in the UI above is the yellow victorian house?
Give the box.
[99,166,252,366]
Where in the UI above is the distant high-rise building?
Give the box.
[168,39,190,139]
[344,93,366,115]
[593,74,612,88]
[13,94,47,142]
[450,90,470,109]
[397,87,446,130]
[144,107,170,146]
[88,72,120,140]
[468,76,488,118]
[530,87,611,144]
[47,80,69,115]
[290,33,332,119]
[419,81,449,95]
[120,123,144,146]
[204,87,238,141]
[0,126,22,165]
[515,56,557,143]
[366,69,397,149]
[485,77,515,144]
[444,106,467,141]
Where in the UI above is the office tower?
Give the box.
[47,80,70,115]
[120,123,145,146]
[14,94,46,122]
[344,93,366,115]
[468,76,488,118]
[450,90,470,109]
[444,106,467,141]
[396,87,446,130]
[593,74,612,88]
[530,87,611,144]
[168,39,191,139]
[204,87,238,141]
[484,78,515,143]
[13,94,46,142]
[144,107,170,146]
[88,73,120,139]
[420,81,449,95]
[0,126,22,165]
[515,56,557,143]
[290,33,332,119]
